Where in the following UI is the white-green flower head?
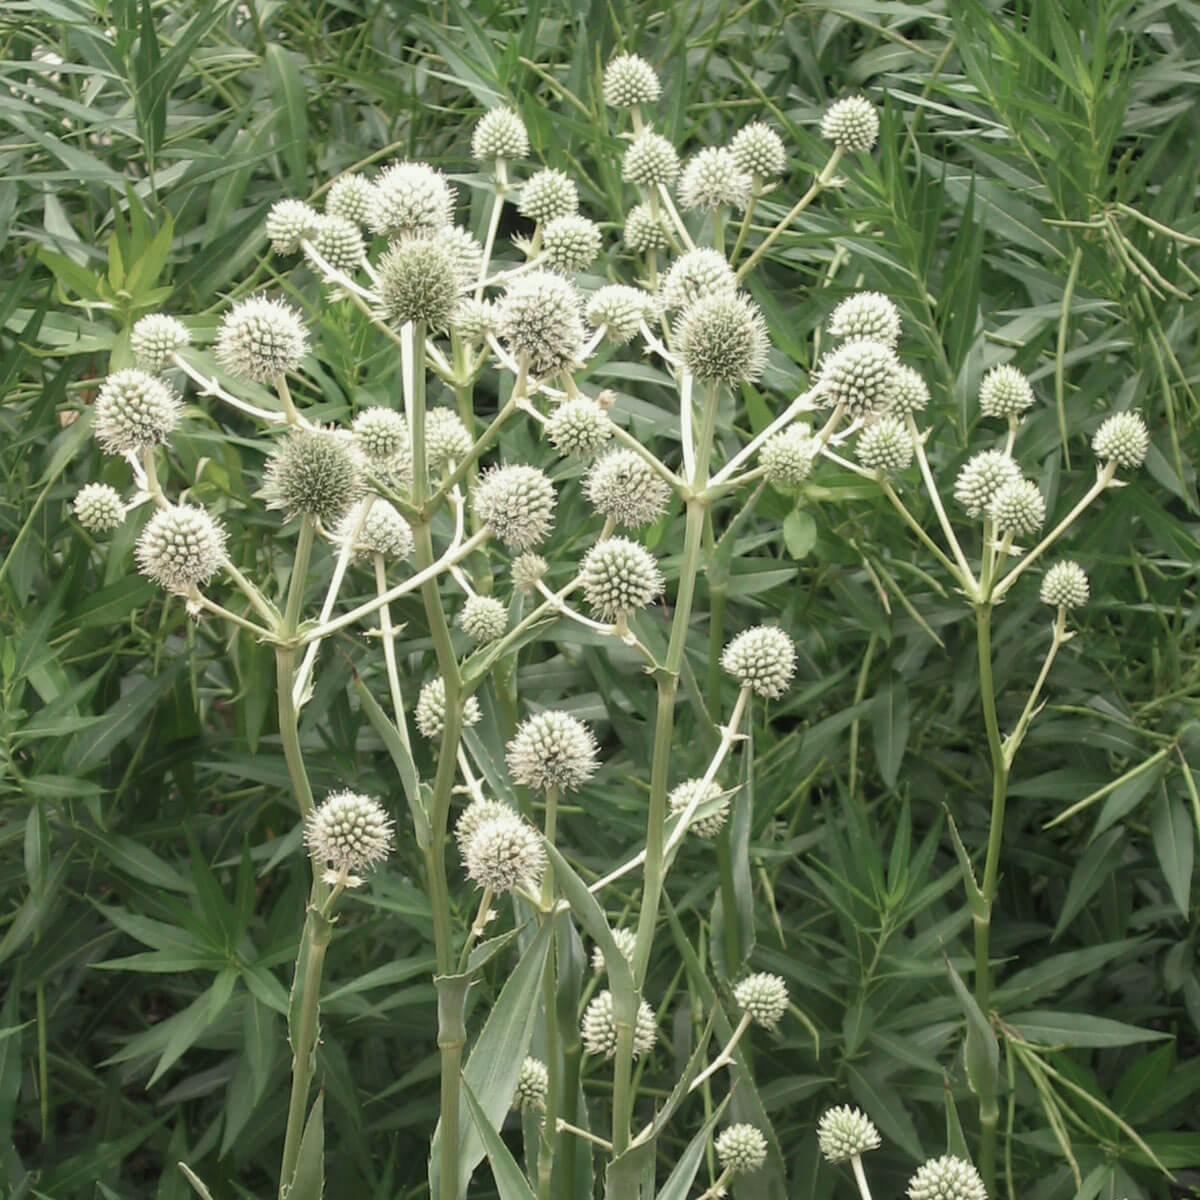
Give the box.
[415,676,482,741]
[887,364,930,415]
[821,95,879,152]
[585,449,670,528]
[352,407,409,464]
[953,450,1021,519]
[659,248,737,311]
[464,809,547,892]
[435,225,484,288]
[668,778,730,838]
[513,1056,549,1111]
[829,291,901,348]
[678,147,752,212]
[511,552,548,594]
[816,1105,882,1164]
[518,168,579,224]
[907,1155,988,1200]
[624,203,669,253]
[1041,560,1089,609]
[730,121,786,180]
[266,198,320,256]
[546,397,613,457]
[215,296,309,382]
[714,1124,768,1176]
[580,536,664,621]
[722,625,796,698]
[453,797,510,857]
[460,594,508,645]
[73,483,125,534]
[368,161,456,239]
[990,477,1044,537]
[734,972,789,1030]
[761,425,817,488]
[305,789,394,880]
[496,270,585,376]
[473,463,556,549]
[451,298,499,344]
[586,284,653,345]
[857,414,913,474]
[311,214,366,273]
[377,236,459,331]
[676,291,769,386]
[335,499,414,560]
[507,709,598,793]
[602,52,661,108]
[326,173,380,226]
[817,339,899,419]
[979,364,1034,419]
[472,107,530,162]
[93,368,182,455]
[581,990,657,1058]
[623,130,680,188]
[135,503,227,593]
[543,214,602,272]
[1093,410,1149,470]
[263,428,364,526]
[425,408,473,472]
[130,314,190,373]
[591,927,637,974]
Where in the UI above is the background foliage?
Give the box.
[1,0,1198,1196]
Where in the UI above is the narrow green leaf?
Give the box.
[265,45,309,189]
[285,1093,325,1200]
[1008,1011,1171,1048]
[462,1078,536,1200]
[1151,794,1193,917]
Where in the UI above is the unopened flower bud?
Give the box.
[546,397,613,457]
[464,810,546,892]
[989,477,1044,537]
[953,450,1021,519]
[821,96,879,152]
[543,214,602,272]
[591,927,637,974]
[130,314,190,373]
[602,53,660,108]
[761,425,817,487]
[473,463,557,549]
[368,161,456,239]
[506,709,598,794]
[585,450,669,528]
[829,292,901,348]
[216,296,308,382]
[979,364,1034,419]
[624,203,669,253]
[581,990,656,1058]
[93,368,182,455]
[730,121,786,179]
[580,536,664,621]
[668,778,729,838]
[460,594,508,645]
[856,415,912,474]
[264,428,363,526]
[676,291,769,386]
[907,1156,988,1200]
[326,174,379,226]
[472,108,530,161]
[817,340,899,418]
[266,198,320,255]
[496,271,584,375]
[678,147,752,212]
[715,1124,768,1175]
[73,483,125,534]
[415,677,482,740]
[1040,561,1089,608]
[518,168,578,224]
[305,789,393,880]
[1092,411,1149,469]
[623,131,680,188]
[722,625,796,698]
[513,1057,548,1110]
[734,972,788,1029]
[135,503,227,593]
[377,236,459,331]
[816,1105,881,1164]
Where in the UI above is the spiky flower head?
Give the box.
[829,292,901,348]
[979,364,1034,419]
[659,248,738,311]
[451,298,499,344]
[817,340,899,418]
[602,53,661,108]
[335,499,414,560]
[543,214,602,272]
[668,778,730,839]
[215,296,309,382]
[352,407,409,464]
[473,463,556,549]
[472,108,530,161]
[464,809,547,893]
[377,236,459,331]
[135,503,227,593]
[730,121,787,179]
[546,397,613,457]
[305,790,393,882]
[678,147,752,212]
[990,477,1044,537]
[586,285,653,344]
[496,270,585,376]
[518,168,578,224]
[415,677,482,740]
[453,797,511,857]
[715,1125,768,1175]
[1092,411,1149,470]
[93,369,182,455]
[887,365,930,415]
[265,198,320,256]
[263,428,363,526]
[907,1155,988,1200]
[507,710,598,794]
[435,226,484,288]
[821,96,879,152]
[585,449,670,528]
[734,973,789,1030]
[816,1106,882,1164]
[953,450,1021,519]
[368,161,456,239]
[624,203,669,253]
[580,536,664,621]
[722,625,796,698]
[513,1057,549,1111]
[761,425,817,487]
[676,291,769,386]
[511,552,548,594]
[425,408,473,472]
[73,483,125,534]
[1041,561,1089,609]
[857,415,913,474]
[460,594,508,645]
[311,214,366,273]
[581,990,657,1058]
[326,174,379,225]
[623,131,680,188]
[130,314,190,373]
[591,927,637,974]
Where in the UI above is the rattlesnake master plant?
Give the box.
[68,42,1155,1200]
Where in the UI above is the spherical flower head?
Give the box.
[416,676,482,741]
[518,168,578,224]
[263,428,363,526]
[472,108,529,161]
[580,536,664,621]
[989,477,1044,537]
[507,710,598,793]
[979,364,1034,419]
[513,1056,548,1111]
[829,292,901,348]
[887,365,930,415]
[511,552,548,594]
[130,314,190,373]
[335,499,413,560]
[352,407,409,464]
[305,790,393,879]
[623,131,680,188]
[821,95,879,152]
[678,147,752,212]
[602,53,660,108]
[817,340,899,419]
[585,449,670,528]
[676,291,769,387]
[668,778,729,838]
[907,1155,988,1200]
[624,203,669,253]
[464,810,546,893]
[543,214,602,272]
[73,483,125,534]
[496,271,585,376]
[93,368,182,455]
[857,415,913,474]
[135,503,227,593]
[453,797,511,857]
[730,121,786,179]
[311,214,366,273]
[266,198,320,256]
[368,161,456,239]
[581,990,657,1058]
[473,463,556,549]
[953,450,1021,519]
[377,237,459,331]
[659,248,738,311]
[546,397,613,457]
[1093,411,1149,470]
[425,408,473,472]
[733,972,788,1030]
[591,927,637,974]
[586,285,653,345]
[1041,561,1089,609]
[451,298,499,344]
[816,1106,882,1164]
[714,1124,768,1175]
[215,296,309,382]
[460,594,508,645]
[326,174,379,226]
[435,226,484,288]
[722,625,796,698]
[761,425,817,488]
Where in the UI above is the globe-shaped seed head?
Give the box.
[496,271,585,376]
[335,499,413,560]
[659,248,737,311]
[623,131,680,187]
[1040,561,1089,609]
[415,677,482,741]
[473,463,556,549]
[511,552,548,594]
[543,214,602,272]
[591,927,637,974]
[678,147,752,212]
[311,214,366,273]
[990,478,1044,537]
[668,778,730,838]
[506,710,598,794]
[130,314,190,373]
[953,450,1021,519]
[714,1124,768,1175]
[368,161,456,238]
[451,298,499,344]
[887,365,930,414]
[581,990,657,1058]
[829,292,901,348]
[453,797,511,857]
[585,449,670,528]
[513,1057,549,1111]
[425,408,473,472]
[730,121,786,179]
[586,285,653,344]
[472,108,530,161]
[821,95,879,152]
[817,340,899,418]
[464,810,546,892]
[1092,411,1149,470]
[624,203,669,253]
[266,198,320,256]
[856,415,912,474]
[518,168,578,224]
[546,397,613,457]
[435,226,484,288]
[761,425,817,487]
[93,368,182,455]
[722,625,796,698]
[979,364,1034,419]
[907,1155,988,1200]
[215,296,309,382]
[816,1106,882,1164]
[377,237,459,331]
[73,483,125,534]
[305,790,393,878]
[460,594,508,645]
[352,407,409,464]
[733,972,789,1029]
[326,174,379,226]
[676,291,769,386]
[580,536,664,621]
[602,53,661,108]
[263,428,363,526]
[135,503,227,593]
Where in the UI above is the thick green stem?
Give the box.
[537,787,561,1200]
[409,322,429,507]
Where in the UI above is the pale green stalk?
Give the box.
[536,785,561,1200]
